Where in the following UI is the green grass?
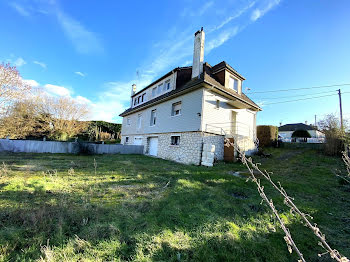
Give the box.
[0,148,349,261]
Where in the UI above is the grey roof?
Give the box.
[119,62,260,117]
[279,123,317,132]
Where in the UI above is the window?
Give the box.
[158,83,163,94]
[134,98,137,106]
[125,137,129,143]
[150,109,157,126]
[137,96,141,104]
[138,114,142,129]
[171,101,181,116]
[171,136,180,145]
[141,93,145,102]
[216,100,220,109]
[127,117,131,125]
[152,87,157,97]
[165,80,171,91]
[229,76,238,92]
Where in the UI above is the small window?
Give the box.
[150,109,157,126]
[229,77,238,92]
[138,114,142,129]
[137,96,140,104]
[165,80,171,91]
[125,137,129,143]
[152,87,157,97]
[171,136,180,145]
[127,117,131,125]
[216,100,220,109]
[158,83,163,94]
[171,101,181,116]
[134,98,137,106]
[141,93,145,102]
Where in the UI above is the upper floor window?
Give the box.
[171,101,182,116]
[127,117,131,125]
[141,93,145,102]
[216,100,220,109]
[158,83,163,94]
[150,109,157,126]
[137,114,142,129]
[152,87,157,97]
[229,76,238,92]
[165,80,171,91]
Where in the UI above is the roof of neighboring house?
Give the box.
[278,123,318,132]
[119,62,260,117]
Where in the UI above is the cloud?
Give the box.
[75,71,86,77]
[181,1,213,17]
[206,27,239,54]
[250,0,281,21]
[10,2,30,17]
[56,11,103,54]
[33,61,47,69]
[44,84,71,97]
[14,57,27,67]
[23,79,40,87]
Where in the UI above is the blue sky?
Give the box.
[1,0,350,125]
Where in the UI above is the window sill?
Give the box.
[171,114,181,117]
[169,145,180,147]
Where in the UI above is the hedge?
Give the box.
[257,125,278,147]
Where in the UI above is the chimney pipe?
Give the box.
[131,84,137,107]
[192,27,205,79]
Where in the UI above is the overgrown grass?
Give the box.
[0,148,349,261]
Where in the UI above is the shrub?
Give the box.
[257,125,278,147]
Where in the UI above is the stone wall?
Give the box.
[202,133,224,160]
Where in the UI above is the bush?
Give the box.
[257,125,278,147]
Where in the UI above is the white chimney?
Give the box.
[192,27,205,79]
[305,121,308,125]
[131,84,136,107]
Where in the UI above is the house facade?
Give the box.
[119,28,261,165]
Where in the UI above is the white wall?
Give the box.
[279,130,325,139]
[121,88,204,139]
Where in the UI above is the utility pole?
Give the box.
[338,89,343,130]
[314,115,317,127]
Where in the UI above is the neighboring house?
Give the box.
[119,28,261,165]
[279,123,325,143]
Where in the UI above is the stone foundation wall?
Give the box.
[202,133,224,160]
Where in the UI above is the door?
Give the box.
[148,137,158,156]
[134,137,142,145]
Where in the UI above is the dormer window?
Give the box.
[158,83,163,94]
[165,80,171,91]
[229,76,238,92]
[152,87,157,97]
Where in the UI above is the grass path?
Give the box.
[0,148,349,261]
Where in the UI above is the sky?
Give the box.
[1,0,350,125]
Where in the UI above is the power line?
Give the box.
[262,91,350,105]
[247,83,350,94]
[256,90,337,100]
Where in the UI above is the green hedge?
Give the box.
[257,125,278,147]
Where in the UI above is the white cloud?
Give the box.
[23,79,40,87]
[44,84,71,97]
[33,61,47,69]
[250,0,281,21]
[10,2,30,17]
[75,95,91,104]
[14,57,26,67]
[206,27,239,54]
[75,71,86,77]
[56,11,103,54]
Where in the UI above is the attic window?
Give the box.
[229,76,238,92]
[152,87,157,97]
[165,80,171,90]
[216,100,220,109]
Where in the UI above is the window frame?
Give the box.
[165,80,171,91]
[171,101,182,117]
[125,136,129,143]
[152,87,157,97]
[229,76,238,92]
[150,109,157,126]
[170,136,180,146]
[127,117,131,125]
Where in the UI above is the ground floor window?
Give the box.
[125,137,129,143]
[171,136,180,145]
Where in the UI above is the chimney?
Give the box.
[131,84,136,107]
[305,121,308,125]
[192,27,205,79]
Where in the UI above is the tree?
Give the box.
[0,63,30,114]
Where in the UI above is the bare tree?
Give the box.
[0,63,30,113]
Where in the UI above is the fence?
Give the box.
[0,139,144,155]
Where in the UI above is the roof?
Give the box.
[119,62,260,117]
[279,123,318,132]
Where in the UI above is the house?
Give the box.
[119,28,261,165]
[278,122,325,143]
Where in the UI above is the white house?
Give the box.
[279,123,325,143]
[119,28,261,165]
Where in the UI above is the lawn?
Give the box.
[0,148,349,261]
